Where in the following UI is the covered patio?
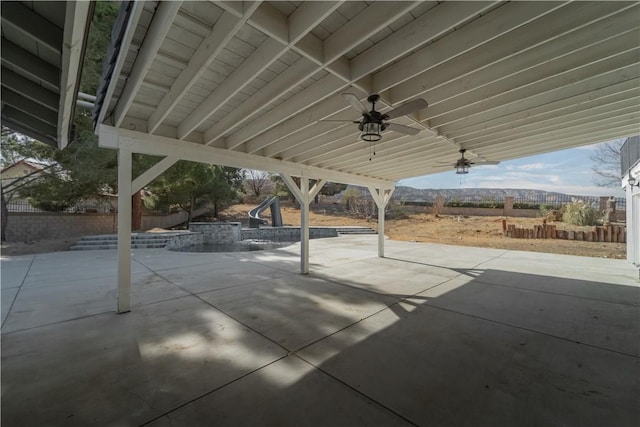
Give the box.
[2,2,639,425]
[91,0,640,313]
[2,236,639,425]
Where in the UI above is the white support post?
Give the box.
[280,175,325,274]
[117,148,132,313]
[368,187,394,258]
[300,177,310,274]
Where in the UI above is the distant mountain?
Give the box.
[335,185,624,206]
[390,186,624,205]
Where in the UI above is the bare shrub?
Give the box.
[431,195,445,217]
[562,200,597,226]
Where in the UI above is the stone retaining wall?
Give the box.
[164,232,203,250]
[240,226,338,241]
[189,222,242,243]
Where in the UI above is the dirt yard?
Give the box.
[1,203,626,259]
[221,203,626,259]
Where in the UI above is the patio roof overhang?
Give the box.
[94,1,640,186]
[92,0,640,313]
[1,1,92,149]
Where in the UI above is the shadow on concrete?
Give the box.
[2,252,639,426]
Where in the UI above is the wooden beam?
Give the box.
[390,3,640,105]
[184,1,341,141]
[227,75,347,151]
[95,1,145,129]
[177,38,285,139]
[146,7,254,133]
[99,125,395,189]
[58,0,92,149]
[131,156,179,193]
[429,54,640,129]
[204,58,318,145]
[114,1,182,127]
[350,2,496,81]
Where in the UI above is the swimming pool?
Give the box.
[170,239,295,253]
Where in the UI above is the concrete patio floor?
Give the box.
[1,235,639,426]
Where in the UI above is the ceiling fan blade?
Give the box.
[470,160,500,165]
[342,93,368,115]
[385,122,420,135]
[384,98,428,119]
[318,119,360,123]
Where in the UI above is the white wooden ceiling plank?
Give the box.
[306,130,426,167]
[452,91,640,144]
[430,47,640,126]
[463,104,640,148]
[445,78,640,139]
[216,48,249,68]
[226,37,258,60]
[234,25,269,48]
[166,22,205,50]
[331,137,446,172]
[373,1,566,93]
[470,125,640,162]
[429,52,640,129]
[112,2,182,127]
[285,127,362,162]
[470,126,640,162]
[324,2,420,64]
[289,1,343,42]
[203,58,318,145]
[179,1,223,28]
[352,1,497,82]
[184,1,342,141]
[1,1,63,54]
[147,6,259,134]
[177,38,286,139]
[262,122,352,158]
[390,3,640,105]
[96,3,145,129]
[358,149,467,175]
[243,2,288,44]
[173,12,212,38]
[235,78,354,152]
[466,114,640,154]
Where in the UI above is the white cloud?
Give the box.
[515,162,546,171]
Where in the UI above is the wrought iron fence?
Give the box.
[398,194,626,211]
[5,199,115,213]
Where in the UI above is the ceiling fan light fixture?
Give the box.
[361,122,381,142]
[456,164,469,174]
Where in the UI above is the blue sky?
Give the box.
[398,139,625,198]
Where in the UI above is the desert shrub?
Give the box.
[431,195,445,217]
[562,200,597,226]
[538,203,555,216]
[386,203,409,220]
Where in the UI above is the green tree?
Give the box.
[144,161,243,225]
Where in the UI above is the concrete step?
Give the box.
[70,243,169,251]
[333,227,377,235]
[72,232,190,250]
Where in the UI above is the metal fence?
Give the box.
[398,194,626,211]
[6,199,114,214]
